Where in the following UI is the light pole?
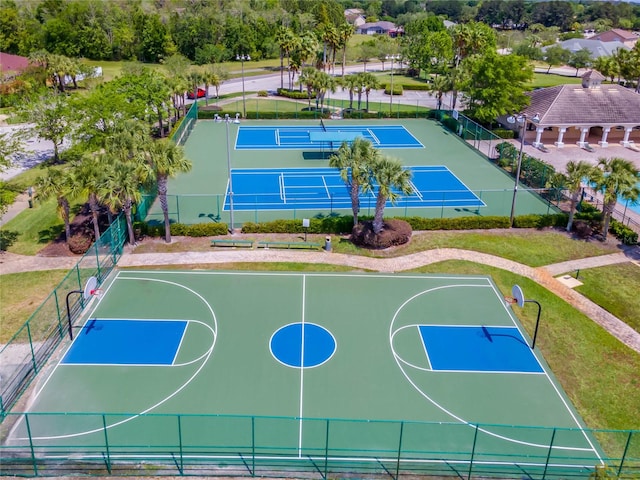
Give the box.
[506,113,539,227]
[236,54,250,118]
[217,113,240,233]
[386,54,401,116]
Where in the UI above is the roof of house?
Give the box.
[357,21,397,32]
[543,39,630,58]
[0,52,31,74]
[344,8,364,23]
[591,29,638,42]
[523,84,640,126]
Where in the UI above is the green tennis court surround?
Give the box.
[3,270,635,479]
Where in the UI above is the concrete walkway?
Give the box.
[2,244,639,353]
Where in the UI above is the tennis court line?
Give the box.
[367,128,380,145]
[321,176,330,198]
[409,180,423,200]
[275,129,280,146]
[279,173,285,202]
[418,325,433,370]
[172,321,189,366]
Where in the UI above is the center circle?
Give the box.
[270,323,336,368]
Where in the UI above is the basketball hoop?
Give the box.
[504,296,517,307]
[89,288,103,299]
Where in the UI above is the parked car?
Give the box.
[187,88,206,99]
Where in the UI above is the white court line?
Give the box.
[279,173,285,202]
[298,275,306,458]
[172,321,189,365]
[275,129,280,146]
[321,176,330,199]
[409,180,423,200]
[418,325,432,370]
[488,282,603,462]
[367,128,381,145]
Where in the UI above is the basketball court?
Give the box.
[4,270,603,477]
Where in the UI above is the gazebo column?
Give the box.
[620,127,634,147]
[598,127,611,148]
[533,127,544,149]
[554,127,567,148]
[576,127,589,148]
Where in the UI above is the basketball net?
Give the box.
[504,296,517,307]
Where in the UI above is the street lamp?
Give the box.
[506,112,540,227]
[216,113,240,233]
[236,54,250,118]
[386,54,401,115]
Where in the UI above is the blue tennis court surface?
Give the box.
[419,325,543,373]
[227,166,485,211]
[62,319,187,365]
[236,125,423,149]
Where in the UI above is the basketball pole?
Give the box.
[526,299,542,350]
[65,289,83,340]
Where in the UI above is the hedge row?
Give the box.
[383,84,404,95]
[277,88,311,100]
[136,222,229,237]
[242,216,355,234]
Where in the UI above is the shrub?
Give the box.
[241,216,354,234]
[402,84,431,91]
[68,233,92,254]
[404,216,510,230]
[492,128,514,139]
[351,218,412,249]
[187,222,229,236]
[138,222,228,237]
[384,84,403,95]
[277,88,311,100]
[0,229,19,251]
[257,90,268,97]
[441,115,460,133]
[609,220,638,245]
[573,220,593,240]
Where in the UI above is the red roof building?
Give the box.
[590,29,638,48]
[0,52,32,78]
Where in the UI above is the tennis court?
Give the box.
[143,119,556,226]
[228,166,484,211]
[236,125,423,150]
[5,270,603,477]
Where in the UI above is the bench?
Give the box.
[257,241,322,250]
[211,239,254,248]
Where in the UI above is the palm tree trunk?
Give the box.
[89,193,101,242]
[60,198,72,242]
[341,48,346,76]
[124,201,136,245]
[158,175,171,243]
[280,53,284,90]
[157,111,164,138]
[602,201,615,239]
[350,182,360,226]
[567,190,580,232]
[373,194,386,234]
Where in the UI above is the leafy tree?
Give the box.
[593,55,618,83]
[558,160,593,233]
[35,167,74,244]
[203,64,229,103]
[148,139,193,243]
[21,92,73,163]
[369,156,413,234]
[451,21,497,68]
[336,23,354,77]
[590,158,639,239]
[329,137,378,226]
[568,48,593,77]
[616,43,640,93]
[543,45,572,73]
[460,52,533,125]
[429,74,451,110]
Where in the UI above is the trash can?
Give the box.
[324,236,332,252]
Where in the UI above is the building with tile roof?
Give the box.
[501,71,640,151]
[590,29,639,48]
[0,52,31,79]
[543,39,630,59]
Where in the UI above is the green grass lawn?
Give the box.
[575,262,640,334]
[528,72,584,89]
[332,229,619,266]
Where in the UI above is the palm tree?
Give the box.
[185,69,205,104]
[275,26,296,90]
[99,157,148,245]
[149,139,193,243]
[339,74,360,109]
[360,72,379,112]
[369,157,413,234]
[591,157,639,239]
[69,155,106,242]
[429,74,452,110]
[337,23,354,76]
[35,167,74,244]
[329,137,377,226]
[562,160,593,232]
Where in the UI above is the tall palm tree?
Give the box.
[99,158,148,245]
[563,160,593,232]
[591,157,639,239]
[429,74,452,110]
[369,157,413,234]
[337,23,354,77]
[339,74,360,109]
[35,167,74,244]
[69,155,106,242]
[276,26,296,90]
[149,139,193,243]
[359,72,380,112]
[185,69,205,104]
[329,137,376,226]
